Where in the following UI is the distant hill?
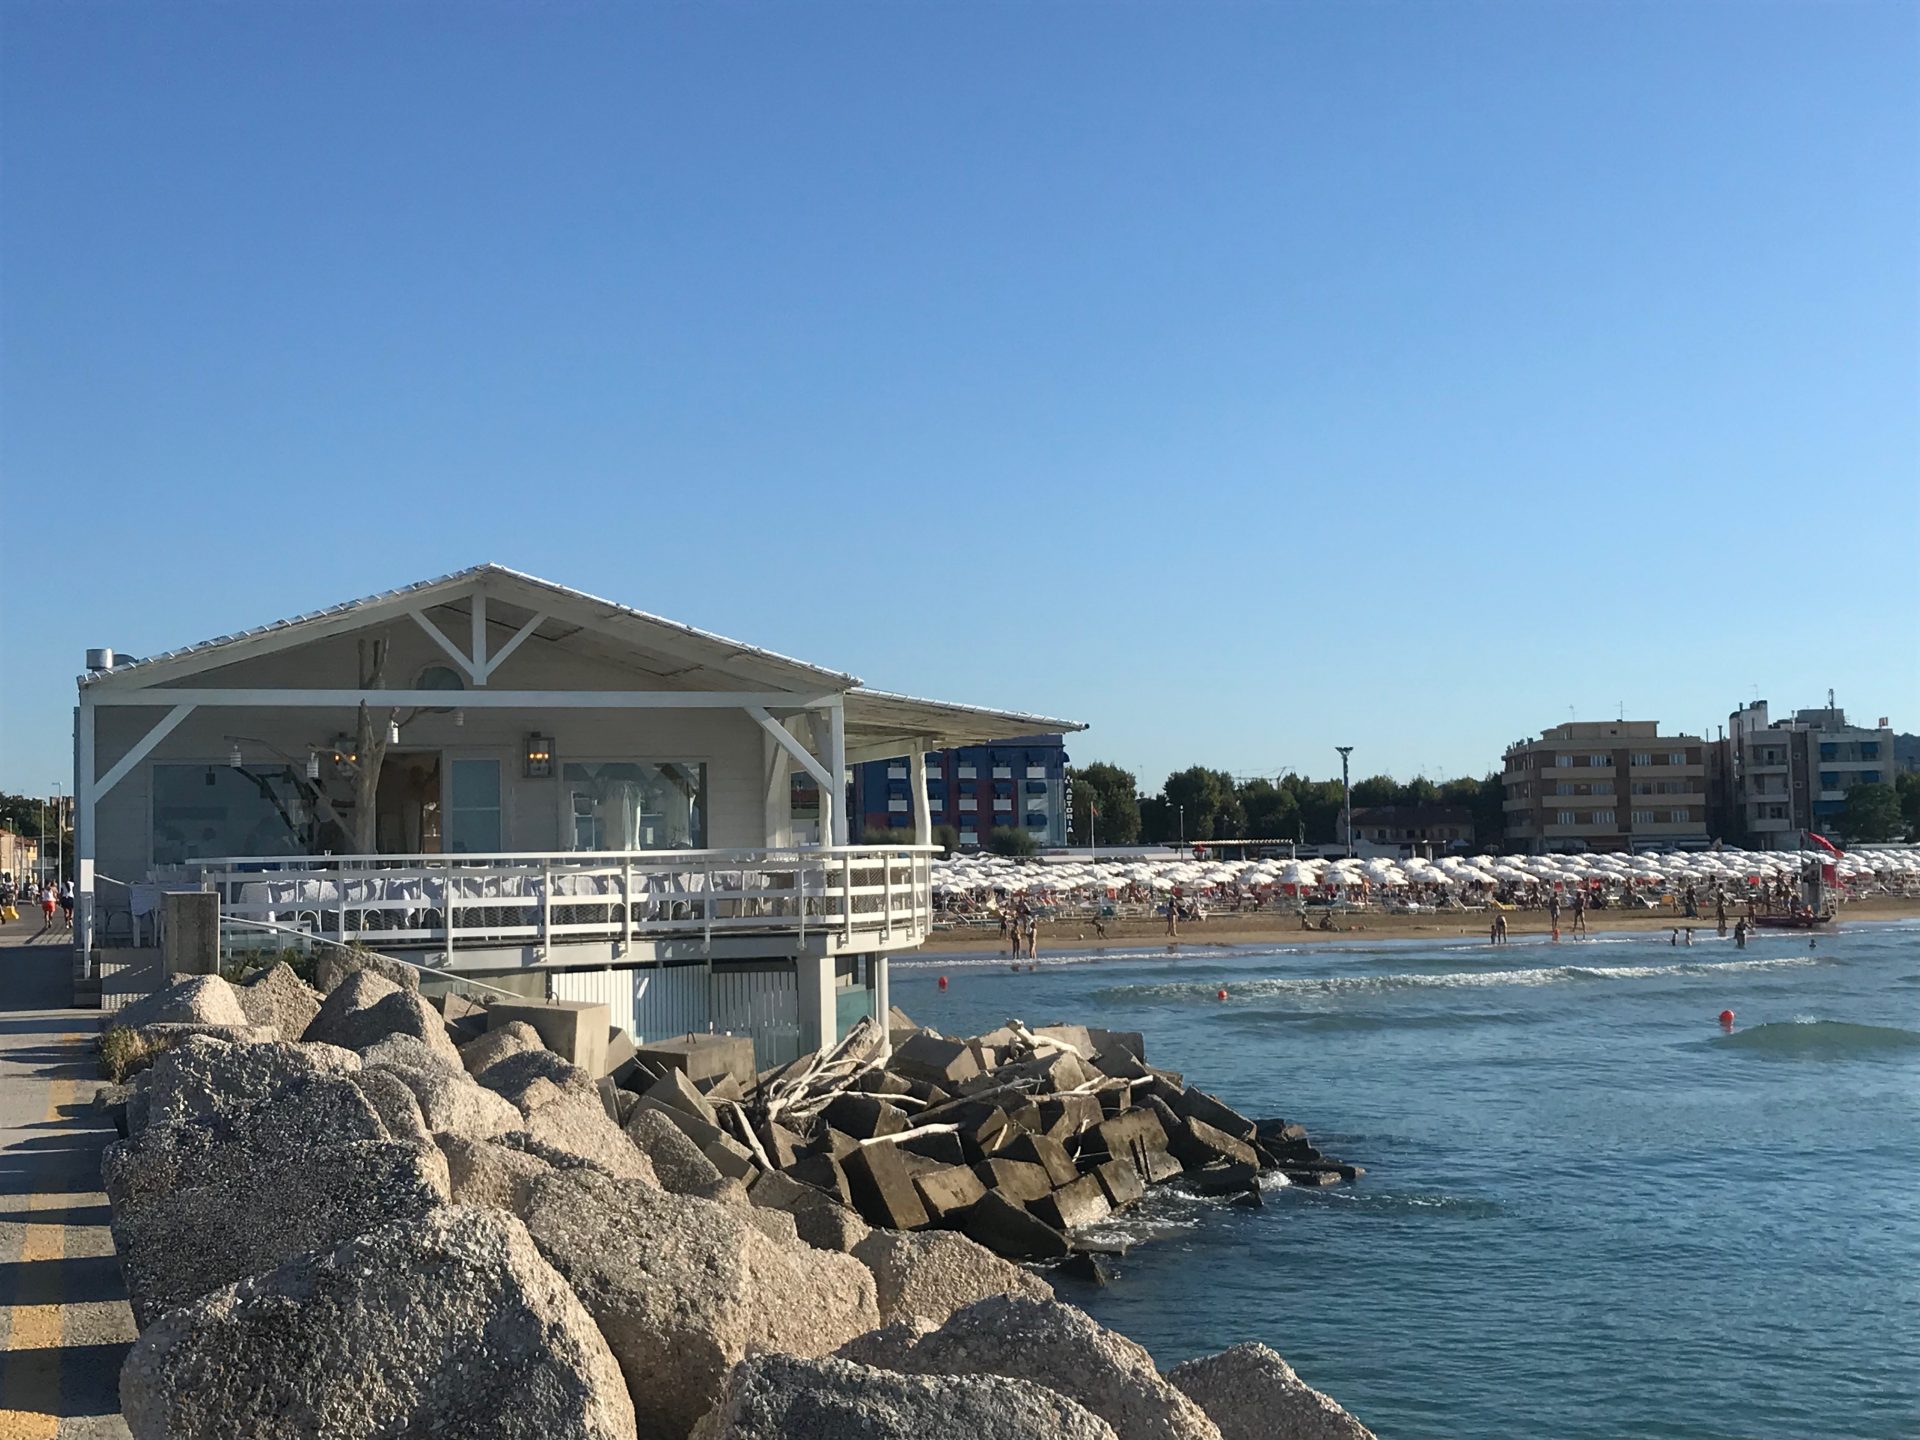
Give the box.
[1896,733,1920,773]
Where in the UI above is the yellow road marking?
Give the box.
[0,1057,82,1439]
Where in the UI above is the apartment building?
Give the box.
[1350,804,1475,855]
[1721,701,1896,848]
[1502,720,1709,853]
[849,734,1070,848]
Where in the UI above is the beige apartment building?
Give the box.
[1502,721,1709,853]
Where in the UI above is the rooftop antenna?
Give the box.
[1617,701,1625,722]
[1828,687,1836,711]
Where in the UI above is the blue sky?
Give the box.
[2,1,1915,796]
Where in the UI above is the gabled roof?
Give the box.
[80,563,858,695]
[78,564,1086,750]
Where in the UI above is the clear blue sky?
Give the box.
[3,1,1915,797]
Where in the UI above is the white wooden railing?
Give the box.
[169,845,937,958]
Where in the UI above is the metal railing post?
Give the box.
[842,853,854,945]
[883,853,894,941]
[622,855,634,951]
[541,861,552,955]
[703,867,714,951]
[443,864,454,968]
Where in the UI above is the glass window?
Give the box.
[152,762,337,865]
[448,759,502,854]
[562,761,707,850]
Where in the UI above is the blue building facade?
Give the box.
[850,734,1071,848]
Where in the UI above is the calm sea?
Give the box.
[892,920,1920,1440]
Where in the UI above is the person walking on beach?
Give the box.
[1571,886,1587,937]
[1166,888,1179,940]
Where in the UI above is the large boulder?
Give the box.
[109,1136,450,1328]
[232,962,324,1038]
[625,1106,735,1200]
[689,1353,1118,1440]
[478,1047,596,1112]
[522,1168,879,1438]
[311,945,421,994]
[303,972,460,1063]
[115,974,250,1032]
[138,1037,361,1132]
[348,1067,433,1144]
[840,1295,1221,1440]
[1166,1344,1375,1440]
[361,1032,523,1138]
[522,1089,656,1184]
[460,1020,545,1078]
[120,1207,634,1440]
[438,1131,622,1217]
[853,1228,1054,1329]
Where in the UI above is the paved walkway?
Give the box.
[0,927,133,1440]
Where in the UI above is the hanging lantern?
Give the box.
[524,733,554,778]
[387,718,402,746]
[306,752,322,780]
[228,742,243,769]
[454,708,465,728]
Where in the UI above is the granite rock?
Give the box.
[1166,1343,1375,1440]
[460,1020,545,1078]
[232,963,324,1039]
[853,1228,1054,1329]
[522,1167,879,1438]
[115,975,249,1032]
[688,1353,1118,1440]
[119,1207,633,1440]
[839,1294,1221,1440]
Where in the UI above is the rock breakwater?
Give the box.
[97,964,1374,1439]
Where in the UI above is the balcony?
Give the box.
[180,846,936,961]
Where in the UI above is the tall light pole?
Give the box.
[1335,747,1354,858]
[1177,804,1185,846]
[51,784,64,888]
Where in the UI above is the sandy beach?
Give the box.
[919,893,1920,958]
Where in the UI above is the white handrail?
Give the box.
[219,913,525,999]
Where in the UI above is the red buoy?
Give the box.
[937,975,948,990]
[1217,988,1228,1001]
[1718,1008,1735,1027]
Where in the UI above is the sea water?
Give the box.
[892,920,1920,1439]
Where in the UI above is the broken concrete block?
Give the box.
[824,1092,909,1140]
[913,1163,988,1222]
[642,1065,719,1126]
[483,1001,610,1075]
[635,1032,757,1088]
[896,1128,968,1167]
[1002,1132,1079,1189]
[957,1191,1072,1261]
[783,1152,852,1206]
[843,1141,931,1230]
[1093,1159,1146,1211]
[890,1032,982,1088]
[974,1157,1055,1206]
[1166,1086,1258,1141]
[1030,1174,1110,1232]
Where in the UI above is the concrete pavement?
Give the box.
[0,926,133,1439]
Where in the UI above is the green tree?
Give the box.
[1400,776,1440,807]
[1138,795,1174,844]
[1897,773,1920,841]
[1069,762,1141,846]
[1162,767,1244,842]
[1237,777,1301,839]
[987,826,1039,858]
[1840,782,1903,843]
[1350,775,1400,808]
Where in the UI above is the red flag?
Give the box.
[1804,832,1843,859]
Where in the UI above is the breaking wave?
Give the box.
[1101,953,1825,1002]
[1716,1019,1920,1059]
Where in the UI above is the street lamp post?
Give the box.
[1177,804,1185,846]
[1335,747,1354,858]
[52,784,65,888]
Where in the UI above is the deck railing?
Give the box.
[169,845,937,958]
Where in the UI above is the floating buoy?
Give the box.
[1217,988,1228,1001]
[1718,1009,1735,1027]
[937,975,948,990]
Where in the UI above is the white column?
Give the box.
[827,698,848,846]
[909,750,932,847]
[762,728,791,848]
[873,954,892,1059]
[75,697,96,964]
[795,951,836,1054]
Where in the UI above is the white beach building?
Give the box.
[73,564,1079,1062]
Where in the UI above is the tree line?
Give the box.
[1066,763,1507,848]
